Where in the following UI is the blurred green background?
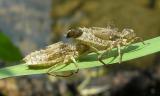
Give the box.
[0,0,160,96]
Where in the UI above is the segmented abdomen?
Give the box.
[23,42,79,68]
[76,31,113,50]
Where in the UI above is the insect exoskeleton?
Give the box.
[84,26,118,40]
[23,42,78,68]
[66,27,115,51]
[68,26,118,41]
[23,41,83,76]
[78,27,141,44]
[66,27,116,65]
[115,28,145,46]
[66,27,144,64]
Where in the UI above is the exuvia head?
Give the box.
[120,28,136,39]
[66,29,83,38]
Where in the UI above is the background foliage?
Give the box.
[0,32,22,62]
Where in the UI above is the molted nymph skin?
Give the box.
[67,27,116,50]
[66,27,139,50]
[23,42,79,68]
[24,26,142,69]
[66,29,83,38]
[79,27,137,42]
[66,27,143,65]
[76,30,115,50]
[79,26,119,40]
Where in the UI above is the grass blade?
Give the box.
[0,36,160,79]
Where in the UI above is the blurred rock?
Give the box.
[0,0,52,55]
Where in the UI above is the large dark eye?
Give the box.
[66,29,83,38]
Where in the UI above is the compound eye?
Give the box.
[66,29,83,38]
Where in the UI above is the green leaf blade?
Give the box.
[0,36,160,79]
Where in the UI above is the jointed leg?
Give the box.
[71,56,79,73]
[98,47,112,65]
[89,46,100,55]
[47,56,79,77]
[130,37,145,45]
[47,63,74,77]
[117,44,122,64]
[98,52,107,65]
[89,46,108,65]
[136,37,145,45]
[123,37,145,50]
